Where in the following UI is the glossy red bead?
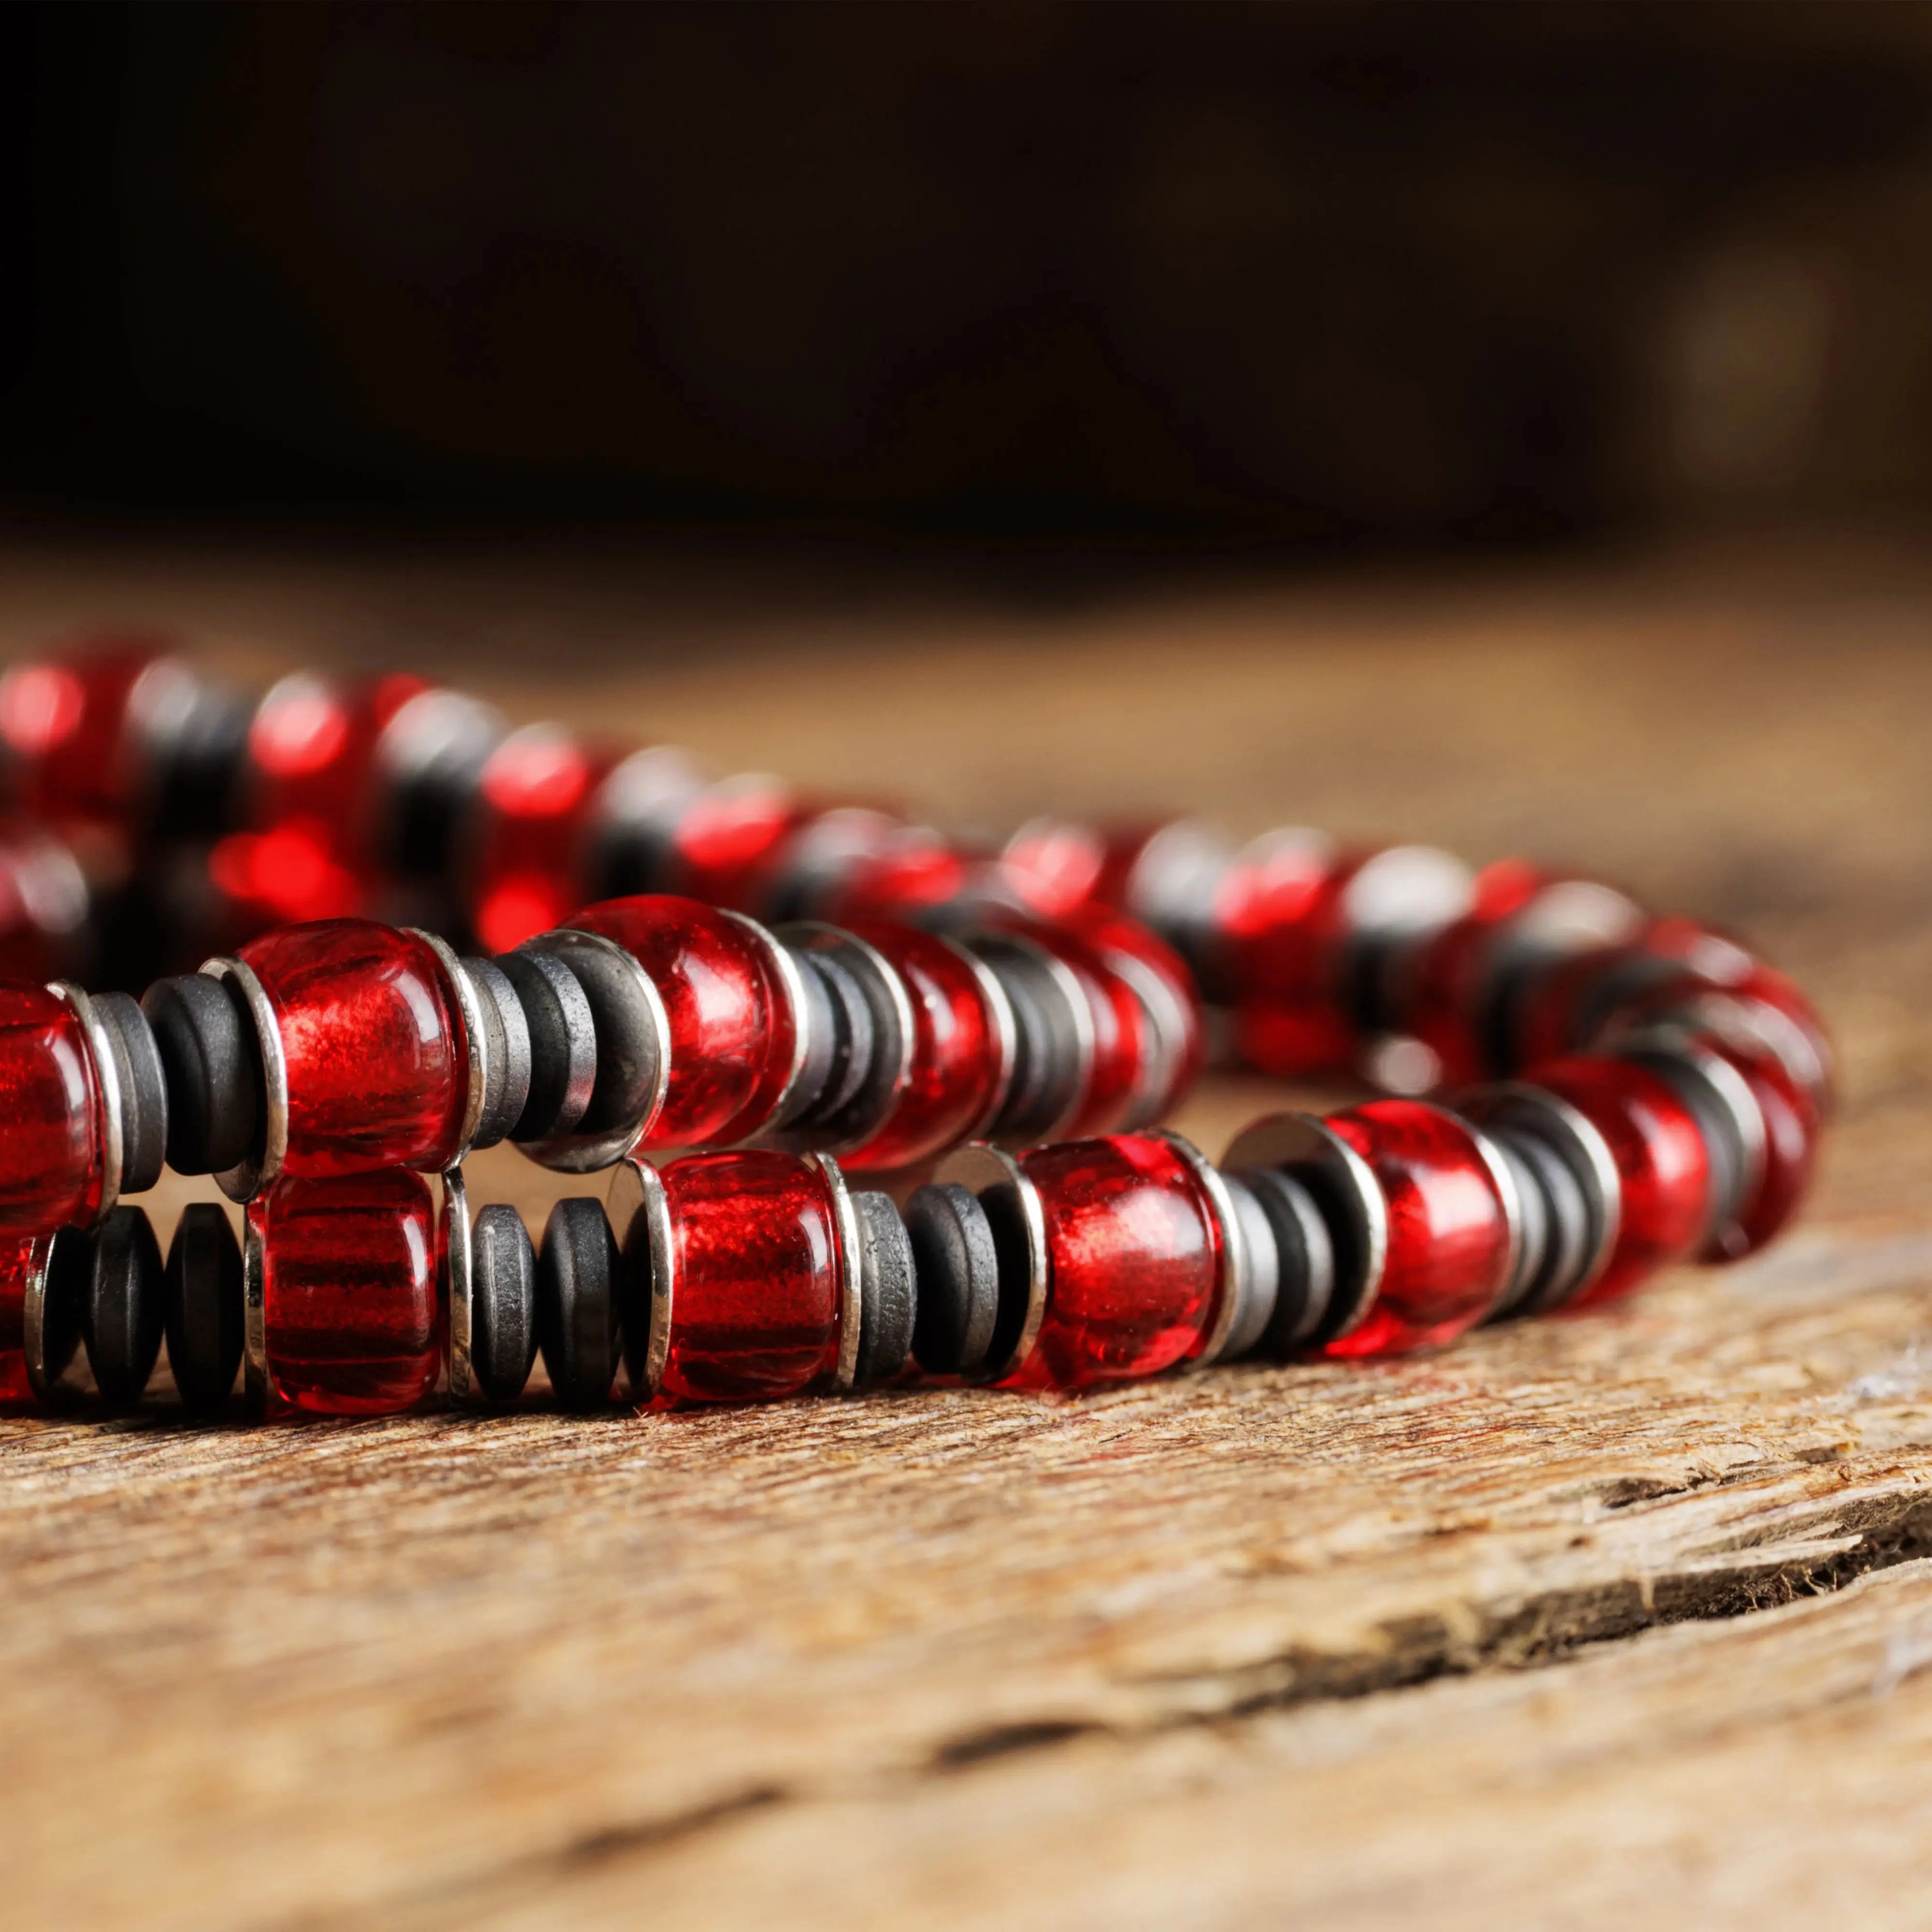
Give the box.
[468,724,623,954]
[1322,1099,1516,1358]
[668,775,807,910]
[999,819,1175,921]
[0,1235,43,1406]
[253,1168,441,1416]
[569,896,798,1149]
[239,919,469,1176]
[1225,840,1474,1078]
[657,1149,844,1405]
[1003,1134,1224,1392]
[1395,863,1640,1086]
[0,984,103,1235]
[1531,1055,1711,1307]
[837,921,1006,1173]
[244,671,425,842]
[828,832,975,922]
[0,643,164,830]
[1059,905,1203,1124]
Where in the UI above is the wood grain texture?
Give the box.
[2,530,1930,1929]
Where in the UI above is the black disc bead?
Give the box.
[141,974,261,1177]
[471,1204,539,1406]
[496,948,597,1142]
[904,1182,1000,1376]
[91,991,168,1194]
[1233,1166,1336,1354]
[164,1203,243,1414]
[1488,1126,1590,1317]
[83,1205,166,1405]
[850,1191,916,1390]
[537,1196,622,1409]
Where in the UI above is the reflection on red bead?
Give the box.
[1532,1055,1710,1307]
[838,922,1005,1172]
[1323,1099,1515,1357]
[569,896,797,1149]
[0,1235,43,1407]
[1703,1038,1819,1259]
[1004,1134,1222,1391]
[0,984,102,1235]
[657,1150,843,1405]
[0,821,90,983]
[254,1169,441,1416]
[239,919,468,1176]
[469,725,622,953]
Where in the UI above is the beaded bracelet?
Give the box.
[0,641,1830,1419]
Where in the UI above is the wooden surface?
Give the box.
[3,529,1932,1929]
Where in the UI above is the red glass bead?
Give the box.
[0,1235,44,1406]
[0,642,165,830]
[837,921,1007,1172]
[999,819,1174,920]
[238,919,469,1177]
[568,896,798,1149]
[1003,1134,1224,1392]
[244,671,425,841]
[656,1149,844,1405]
[1224,839,1472,1077]
[252,1168,441,1416]
[0,984,104,1235]
[1396,867,1641,1086]
[669,775,808,910]
[469,725,624,954]
[829,832,975,922]
[1059,905,1203,1124]
[1531,1055,1711,1307]
[1321,1099,1516,1358]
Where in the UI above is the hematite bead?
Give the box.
[537,1195,622,1409]
[83,1205,165,1404]
[903,1181,1000,1376]
[850,1190,916,1390]
[495,947,597,1143]
[1223,1165,1336,1355]
[142,973,261,1178]
[470,1203,539,1406]
[164,1203,243,1414]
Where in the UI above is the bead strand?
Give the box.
[1,1007,1807,1415]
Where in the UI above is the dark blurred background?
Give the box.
[7,0,1932,549]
